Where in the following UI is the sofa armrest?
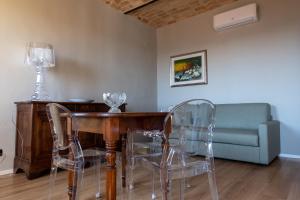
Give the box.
[258,120,280,165]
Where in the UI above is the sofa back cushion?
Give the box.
[215,103,271,130]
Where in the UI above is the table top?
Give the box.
[72,112,168,118]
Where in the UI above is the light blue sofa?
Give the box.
[212,103,280,165]
[184,103,280,165]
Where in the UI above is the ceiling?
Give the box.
[103,0,240,28]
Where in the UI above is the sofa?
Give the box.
[184,103,280,165]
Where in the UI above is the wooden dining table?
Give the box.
[68,112,168,200]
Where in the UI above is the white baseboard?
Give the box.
[0,169,13,176]
[279,154,300,159]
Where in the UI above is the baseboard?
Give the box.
[0,169,13,176]
[279,153,300,159]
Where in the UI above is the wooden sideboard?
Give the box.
[14,101,126,179]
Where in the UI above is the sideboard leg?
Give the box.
[122,134,127,188]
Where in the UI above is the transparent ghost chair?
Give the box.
[46,103,105,200]
[126,129,163,199]
[143,99,219,200]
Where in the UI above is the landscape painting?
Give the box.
[170,50,207,87]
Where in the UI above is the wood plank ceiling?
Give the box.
[103,0,240,28]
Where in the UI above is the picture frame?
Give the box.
[170,50,207,87]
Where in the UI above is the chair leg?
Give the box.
[151,167,157,200]
[160,168,171,200]
[185,178,191,188]
[128,158,135,190]
[73,169,84,200]
[207,158,219,200]
[126,160,134,200]
[48,164,58,200]
[95,159,102,199]
[117,157,126,200]
[179,175,185,200]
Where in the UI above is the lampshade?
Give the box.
[25,42,55,68]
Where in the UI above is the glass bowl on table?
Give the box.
[102,92,127,113]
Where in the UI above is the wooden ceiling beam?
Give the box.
[124,0,158,14]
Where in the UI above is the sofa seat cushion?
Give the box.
[168,128,259,147]
[213,128,259,147]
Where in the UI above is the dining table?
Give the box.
[68,112,168,200]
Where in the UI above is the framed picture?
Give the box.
[170,50,207,87]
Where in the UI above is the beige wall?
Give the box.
[157,0,300,156]
[0,0,157,171]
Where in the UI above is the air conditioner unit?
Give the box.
[213,3,258,31]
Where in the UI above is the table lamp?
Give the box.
[25,42,55,101]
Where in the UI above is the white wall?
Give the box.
[157,0,300,155]
[0,0,157,171]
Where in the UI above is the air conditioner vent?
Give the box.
[213,3,258,31]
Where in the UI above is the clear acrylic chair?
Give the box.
[143,99,219,200]
[46,103,105,200]
[126,129,163,199]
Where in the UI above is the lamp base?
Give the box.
[31,65,51,101]
[31,93,50,101]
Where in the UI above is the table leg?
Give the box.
[68,170,74,200]
[106,141,117,200]
[67,117,75,200]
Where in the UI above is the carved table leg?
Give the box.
[106,142,117,200]
[104,118,120,200]
[68,170,75,200]
[67,117,76,200]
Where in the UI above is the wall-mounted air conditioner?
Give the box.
[213,3,258,31]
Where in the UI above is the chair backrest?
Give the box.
[161,99,215,166]
[46,103,71,148]
[46,103,83,162]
